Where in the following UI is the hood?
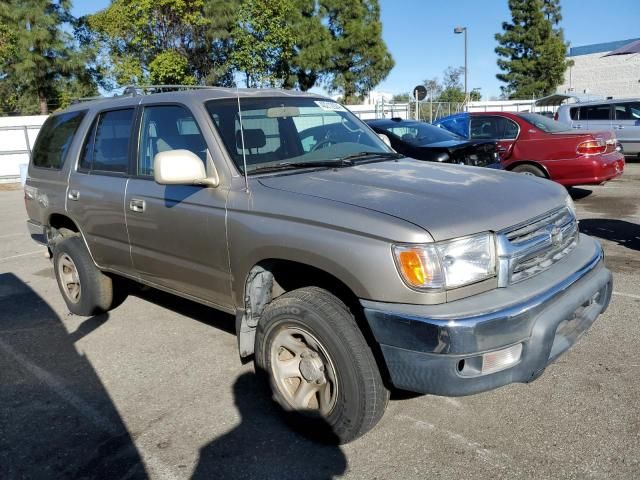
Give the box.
[258,158,567,241]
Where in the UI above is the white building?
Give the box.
[557,38,640,98]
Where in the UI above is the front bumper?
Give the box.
[362,236,612,396]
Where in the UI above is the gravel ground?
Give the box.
[1,164,639,479]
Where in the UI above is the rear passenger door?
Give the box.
[612,101,640,154]
[67,107,135,275]
[470,115,519,160]
[125,103,231,308]
[579,104,612,132]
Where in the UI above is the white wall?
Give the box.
[557,52,640,98]
[0,115,47,181]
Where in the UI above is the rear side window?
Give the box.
[470,116,518,140]
[32,111,86,169]
[80,109,134,174]
[580,105,611,121]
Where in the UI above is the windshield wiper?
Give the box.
[249,158,353,174]
[337,151,404,162]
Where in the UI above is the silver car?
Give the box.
[556,98,640,156]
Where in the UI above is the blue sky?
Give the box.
[72,0,639,99]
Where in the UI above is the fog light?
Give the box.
[481,343,522,374]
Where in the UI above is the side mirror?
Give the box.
[377,133,392,148]
[154,149,219,187]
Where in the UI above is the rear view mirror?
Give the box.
[154,149,219,187]
[266,106,300,118]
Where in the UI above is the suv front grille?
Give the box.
[498,207,579,286]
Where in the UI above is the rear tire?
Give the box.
[512,163,546,178]
[53,235,113,316]
[255,286,389,444]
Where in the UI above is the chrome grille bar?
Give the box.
[497,207,579,287]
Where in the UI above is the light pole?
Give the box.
[454,26,467,105]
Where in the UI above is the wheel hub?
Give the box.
[299,351,325,384]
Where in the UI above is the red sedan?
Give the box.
[434,111,625,187]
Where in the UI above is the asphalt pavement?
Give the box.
[1,164,639,479]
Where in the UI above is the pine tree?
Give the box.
[0,0,89,114]
[230,0,296,87]
[321,0,394,103]
[495,0,570,99]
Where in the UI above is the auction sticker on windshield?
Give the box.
[315,100,347,112]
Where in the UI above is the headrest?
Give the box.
[236,128,266,150]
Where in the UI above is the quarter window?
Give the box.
[138,105,207,176]
[80,109,134,173]
[32,111,86,169]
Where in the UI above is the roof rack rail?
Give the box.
[120,85,218,96]
[70,95,105,105]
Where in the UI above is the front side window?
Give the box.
[32,110,86,169]
[138,105,207,176]
[470,116,519,140]
[614,102,640,121]
[206,97,391,173]
[80,108,134,173]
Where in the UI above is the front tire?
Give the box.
[53,235,113,316]
[255,287,389,444]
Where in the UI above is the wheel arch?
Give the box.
[506,160,550,178]
[236,258,385,375]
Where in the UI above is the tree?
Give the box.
[281,0,333,91]
[321,0,394,102]
[88,0,239,87]
[230,0,295,87]
[495,0,570,99]
[392,93,411,103]
[0,0,94,114]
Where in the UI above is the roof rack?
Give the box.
[68,85,225,106]
[120,84,219,96]
[69,95,105,105]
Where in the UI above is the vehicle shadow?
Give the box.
[0,273,147,479]
[127,282,236,335]
[191,371,347,480]
[579,218,640,251]
[567,186,593,200]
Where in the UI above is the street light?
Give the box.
[454,26,468,105]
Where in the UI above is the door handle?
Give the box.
[68,190,80,201]
[614,124,624,130]
[572,124,582,129]
[129,199,145,213]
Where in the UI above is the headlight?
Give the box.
[565,195,577,219]
[393,233,496,291]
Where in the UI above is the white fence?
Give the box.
[0,115,47,183]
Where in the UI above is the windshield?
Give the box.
[206,97,393,174]
[377,121,464,145]
[518,112,571,133]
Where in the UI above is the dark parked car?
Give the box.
[434,111,625,187]
[366,118,499,168]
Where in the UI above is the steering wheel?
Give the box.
[311,138,334,152]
